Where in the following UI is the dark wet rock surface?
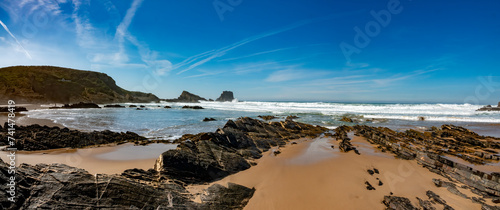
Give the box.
[383,196,418,210]
[0,123,145,150]
[50,102,101,109]
[0,159,254,209]
[182,105,204,109]
[0,107,28,112]
[156,117,327,184]
[104,104,125,108]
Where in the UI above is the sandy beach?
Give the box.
[188,135,496,209]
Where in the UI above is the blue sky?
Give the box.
[0,0,499,103]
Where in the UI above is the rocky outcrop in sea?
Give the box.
[165,91,207,103]
[216,91,235,102]
[477,102,500,111]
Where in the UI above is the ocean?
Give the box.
[26,101,500,139]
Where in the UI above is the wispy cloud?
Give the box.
[71,0,173,75]
[0,19,32,59]
[184,69,226,79]
[218,47,298,62]
[265,69,330,82]
[175,18,324,75]
[372,68,440,86]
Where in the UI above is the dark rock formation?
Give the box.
[129,105,137,107]
[0,107,28,112]
[164,105,172,108]
[365,181,375,190]
[348,124,500,198]
[165,91,207,103]
[203,118,216,122]
[340,116,354,123]
[383,196,418,210]
[333,126,360,155]
[182,105,204,109]
[258,115,276,121]
[156,117,327,184]
[477,103,500,111]
[50,102,101,109]
[104,104,125,108]
[0,123,145,150]
[0,159,254,209]
[426,190,447,205]
[0,66,159,104]
[216,91,235,102]
[417,197,436,210]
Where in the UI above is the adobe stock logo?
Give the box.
[213,0,243,21]
[340,0,403,63]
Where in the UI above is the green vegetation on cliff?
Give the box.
[0,66,159,104]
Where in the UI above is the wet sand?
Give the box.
[188,136,493,209]
[0,143,177,174]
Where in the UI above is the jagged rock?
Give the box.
[333,126,360,154]
[104,104,125,108]
[164,105,172,108]
[417,197,436,210]
[365,181,376,190]
[0,124,145,151]
[0,159,254,209]
[156,117,327,184]
[216,91,235,102]
[0,107,28,112]
[426,190,447,205]
[129,105,137,107]
[165,91,207,103]
[203,118,216,122]
[477,103,500,111]
[350,125,500,198]
[383,196,418,210]
[182,105,204,109]
[367,169,375,175]
[378,180,384,186]
[258,115,276,121]
[273,149,281,156]
[200,183,255,209]
[287,115,299,120]
[340,116,354,123]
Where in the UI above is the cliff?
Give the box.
[0,66,159,104]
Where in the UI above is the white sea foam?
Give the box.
[26,101,500,139]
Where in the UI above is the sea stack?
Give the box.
[216,91,235,102]
[165,91,207,103]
